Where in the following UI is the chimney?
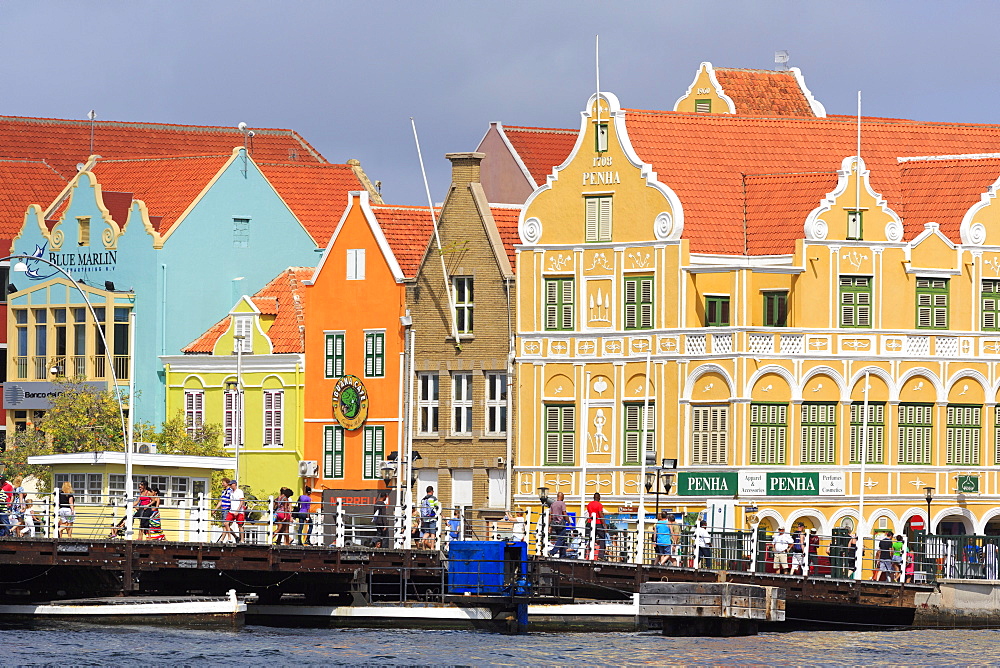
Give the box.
[446,152,485,187]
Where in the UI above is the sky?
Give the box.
[3,1,1000,205]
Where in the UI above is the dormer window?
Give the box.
[234,315,252,352]
[694,99,712,113]
[847,210,863,240]
[595,122,609,152]
[78,217,91,246]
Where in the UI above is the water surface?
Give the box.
[0,623,994,666]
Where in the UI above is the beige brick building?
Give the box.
[406,153,520,519]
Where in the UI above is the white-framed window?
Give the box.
[347,248,366,280]
[234,315,252,352]
[452,372,473,436]
[263,389,284,446]
[324,332,345,378]
[585,196,612,242]
[184,390,204,437]
[485,372,507,436]
[364,331,385,377]
[691,405,729,465]
[233,217,250,248]
[149,475,169,499]
[55,473,103,504]
[224,389,244,447]
[418,372,439,435]
[169,476,192,505]
[452,469,473,508]
[452,276,474,334]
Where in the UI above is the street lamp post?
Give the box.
[644,459,677,519]
[924,486,935,535]
[5,254,132,535]
[233,334,245,486]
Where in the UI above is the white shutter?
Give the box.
[598,197,612,241]
[545,281,559,330]
[561,406,576,464]
[640,279,653,328]
[624,279,637,329]
[545,406,561,463]
[561,280,574,330]
[585,199,599,242]
[325,334,335,377]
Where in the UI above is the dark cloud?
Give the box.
[2,1,998,204]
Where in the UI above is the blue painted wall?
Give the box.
[12,149,322,426]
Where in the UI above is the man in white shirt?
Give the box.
[694,520,712,569]
[226,480,247,543]
[772,526,793,575]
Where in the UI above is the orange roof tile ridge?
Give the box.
[503,125,577,134]
[0,114,296,133]
[898,153,1000,162]
[715,66,796,74]
[0,157,67,179]
[98,153,231,164]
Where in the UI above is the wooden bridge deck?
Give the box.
[0,538,931,625]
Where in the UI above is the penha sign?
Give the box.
[678,471,846,497]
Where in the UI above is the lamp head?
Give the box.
[537,486,549,505]
[661,458,678,469]
[924,486,935,503]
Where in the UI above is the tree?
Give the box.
[2,428,52,481]
[151,412,230,499]
[36,379,126,453]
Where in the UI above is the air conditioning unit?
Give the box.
[133,442,157,454]
[298,460,319,477]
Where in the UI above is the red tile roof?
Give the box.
[183,267,311,354]
[500,126,577,185]
[89,154,232,233]
[490,205,522,268]
[0,159,66,237]
[624,110,1000,253]
[713,68,816,117]
[897,155,1000,241]
[0,115,325,180]
[744,172,840,255]
[501,110,1000,255]
[260,162,372,247]
[371,205,437,278]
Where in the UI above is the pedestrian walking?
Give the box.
[372,491,390,548]
[227,480,246,543]
[548,492,569,557]
[295,486,313,546]
[273,487,292,545]
[772,526,793,575]
[586,493,606,560]
[654,511,673,565]
[694,520,712,569]
[57,482,75,538]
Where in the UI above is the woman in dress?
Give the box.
[10,476,26,537]
[57,482,75,538]
[135,481,153,540]
[273,487,292,545]
[145,486,166,541]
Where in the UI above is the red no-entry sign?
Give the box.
[910,516,925,531]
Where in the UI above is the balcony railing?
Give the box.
[523,328,1000,360]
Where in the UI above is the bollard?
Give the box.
[335,498,345,548]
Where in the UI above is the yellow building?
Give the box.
[509,64,1000,537]
[27,451,234,541]
[161,268,309,495]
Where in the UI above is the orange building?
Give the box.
[303,190,433,512]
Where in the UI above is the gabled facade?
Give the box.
[512,72,1000,541]
[405,153,520,518]
[161,267,310,493]
[8,148,378,431]
[302,192,433,500]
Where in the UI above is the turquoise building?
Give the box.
[7,148,379,428]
